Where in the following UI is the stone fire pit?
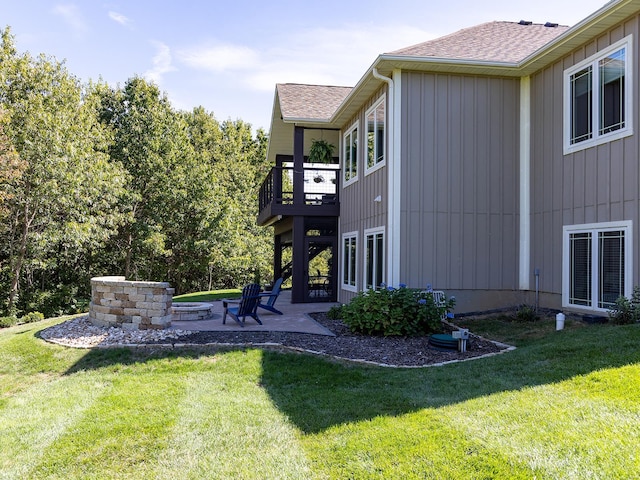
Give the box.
[89,276,174,330]
[171,302,215,321]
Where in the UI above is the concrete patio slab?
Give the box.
[170,290,338,336]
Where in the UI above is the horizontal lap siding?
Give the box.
[400,72,519,293]
[530,16,640,299]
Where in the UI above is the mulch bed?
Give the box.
[158,313,511,367]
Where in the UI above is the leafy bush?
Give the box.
[20,311,44,324]
[20,284,90,318]
[341,285,455,336]
[326,304,344,320]
[609,286,640,324]
[0,311,43,329]
[511,304,539,322]
[0,316,18,328]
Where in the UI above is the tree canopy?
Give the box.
[0,27,272,317]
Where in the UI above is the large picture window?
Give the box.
[364,227,385,290]
[342,232,358,291]
[563,222,632,311]
[343,123,358,185]
[366,97,385,173]
[564,36,632,154]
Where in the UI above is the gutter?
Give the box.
[372,67,401,287]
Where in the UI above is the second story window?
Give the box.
[564,36,632,154]
[343,123,358,185]
[366,96,386,172]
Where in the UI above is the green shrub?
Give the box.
[0,312,45,329]
[341,285,455,336]
[20,311,44,324]
[0,316,18,328]
[511,304,539,322]
[609,286,640,324]
[326,304,344,320]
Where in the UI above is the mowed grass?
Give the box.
[1,315,640,479]
[172,289,241,302]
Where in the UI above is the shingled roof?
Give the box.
[276,83,352,122]
[389,21,570,63]
[273,21,573,128]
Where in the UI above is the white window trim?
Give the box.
[342,121,359,187]
[363,226,385,290]
[563,35,633,155]
[562,220,633,312]
[341,231,358,292]
[365,95,386,175]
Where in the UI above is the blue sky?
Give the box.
[2,0,608,131]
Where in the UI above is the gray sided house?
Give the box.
[257,0,640,316]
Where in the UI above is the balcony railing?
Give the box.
[258,164,340,225]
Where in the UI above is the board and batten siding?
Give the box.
[399,72,520,311]
[338,86,389,303]
[529,15,640,308]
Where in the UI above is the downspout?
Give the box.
[372,67,401,287]
[519,76,531,290]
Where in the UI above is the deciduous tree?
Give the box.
[0,28,129,314]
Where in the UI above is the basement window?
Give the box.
[563,221,632,311]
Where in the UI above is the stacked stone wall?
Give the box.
[89,276,174,330]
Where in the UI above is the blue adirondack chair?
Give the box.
[257,277,284,315]
[222,283,262,327]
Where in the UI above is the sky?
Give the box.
[2,0,610,132]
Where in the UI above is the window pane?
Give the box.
[599,48,625,135]
[375,233,384,289]
[599,231,624,308]
[375,104,385,164]
[351,133,358,179]
[570,67,593,144]
[570,232,592,306]
[343,237,356,286]
[349,130,357,180]
[342,238,349,285]
[343,130,358,182]
[349,239,356,286]
[366,102,385,168]
[343,133,351,182]
[366,235,374,288]
[367,112,375,169]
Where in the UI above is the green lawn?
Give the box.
[172,289,242,302]
[1,315,640,479]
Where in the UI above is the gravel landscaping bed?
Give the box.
[40,313,512,367]
[175,313,510,366]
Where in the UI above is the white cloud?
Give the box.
[175,23,433,94]
[144,41,177,85]
[177,44,259,72]
[108,11,132,28]
[252,24,434,91]
[52,4,88,36]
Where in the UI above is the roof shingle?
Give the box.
[388,21,570,63]
[277,83,352,122]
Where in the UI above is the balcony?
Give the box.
[258,164,340,226]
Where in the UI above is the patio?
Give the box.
[170,290,338,336]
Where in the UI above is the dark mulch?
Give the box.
[161,313,510,367]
